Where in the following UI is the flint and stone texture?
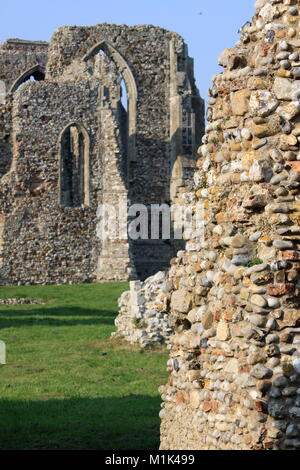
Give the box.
[160,0,300,451]
[0,25,204,285]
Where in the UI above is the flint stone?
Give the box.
[251,295,267,308]
[231,235,248,248]
[277,101,300,121]
[249,159,273,182]
[224,358,239,374]
[0,341,5,365]
[282,387,297,397]
[286,425,300,438]
[269,387,282,398]
[273,240,294,249]
[249,232,262,242]
[267,297,281,308]
[202,312,214,330]
[268,400,286,419]
[216,321,231,341]
[232,257,251,266]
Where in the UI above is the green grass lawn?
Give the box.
[0,283,168,450]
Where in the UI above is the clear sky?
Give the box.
[0,0,255,100]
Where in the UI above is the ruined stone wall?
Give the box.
[0,25,204,285]
[0,39,48,177]
[160,0,300,451]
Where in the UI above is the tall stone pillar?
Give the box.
[160,0,300,450]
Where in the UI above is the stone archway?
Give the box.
[58,122,90,207]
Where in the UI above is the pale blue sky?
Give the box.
[1,0,255,100]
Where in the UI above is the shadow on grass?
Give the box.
[0,394,161,450]
[0,307,117,328]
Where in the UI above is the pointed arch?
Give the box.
[58,122,90,207]
[10,64,45,93]
[83,40,137,162]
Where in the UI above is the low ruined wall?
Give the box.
[113,271,173,348]
[160,0,300,451]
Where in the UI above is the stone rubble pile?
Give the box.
[112,271,173,348]
[160,0,300,451]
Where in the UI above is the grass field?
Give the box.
[0,283,168,450]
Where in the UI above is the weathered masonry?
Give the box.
[160,0,300,451]
[0,27,204,285]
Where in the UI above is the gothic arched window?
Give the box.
[59,123,90,207]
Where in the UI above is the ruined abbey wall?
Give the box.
[160,0,300,451]
[0,26,204,285]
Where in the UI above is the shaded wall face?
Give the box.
[160,0,300,451]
